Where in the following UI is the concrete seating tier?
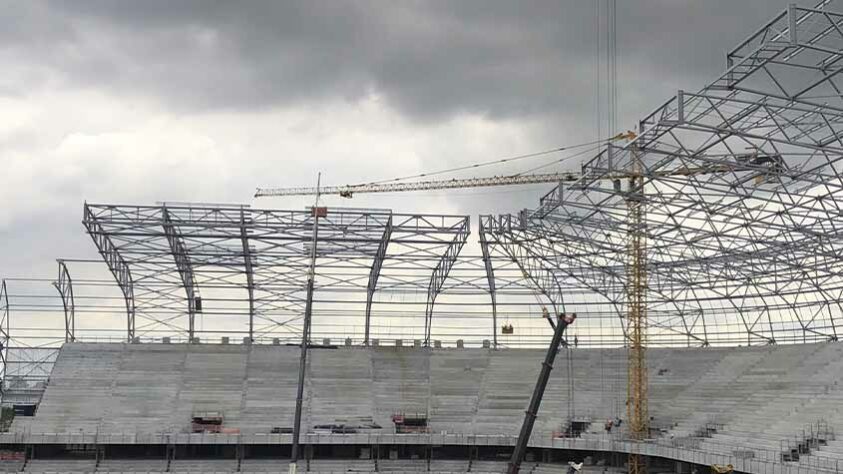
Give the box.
[428,460,469,472]
[17,341,843,471]
[467,460,506,473]
[0,459,23,473]
[370,349,429,429]
[169,458,237,472]
[238,459,286,473]
[24,458,97,472]
[377,459,428,472]
[96,458,168,471]
[310,459,376,472]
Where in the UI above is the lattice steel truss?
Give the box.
[82,203,471,343]
[483,2,843,347]
[0,278,61,406]
[5,3,843,353]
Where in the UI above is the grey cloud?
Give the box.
[1,0,805,126]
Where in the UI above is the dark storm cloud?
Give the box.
[2,0,803,123]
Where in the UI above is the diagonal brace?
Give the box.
[424,217,470,345]
[83,203,136,341]
[162,207,199,341]
[53,260,76,343]
[365,214,392,346]
[240,209,256,342]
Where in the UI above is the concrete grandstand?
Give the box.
[0,341,842,472]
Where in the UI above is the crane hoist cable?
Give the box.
[254,132,636,198]
[515,144,602,176]
[355,134,631,187]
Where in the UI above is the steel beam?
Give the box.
[83,203,136,341]
[365,215,392,346]
[0,280,9,398]
[53,260,75,343]
[478,218,498,348]
[482,215,566,315]
[424,217,470,345]
[240,209,256,342]
[162,207,199,341]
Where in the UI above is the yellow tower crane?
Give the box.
[626,143,648,474]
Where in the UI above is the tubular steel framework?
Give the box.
[53,260,75,343]
[81,203,472,343]
[484,1,843,350]
[2,3,843,356]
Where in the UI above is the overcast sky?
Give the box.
[0,0,810,286]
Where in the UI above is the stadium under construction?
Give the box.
[5,2,843,473]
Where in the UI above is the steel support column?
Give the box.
[53,260,75,343]
[162,207,199,341]
[83,204,136,341]
[365,215,392,346]
[0,280,9,398]
[424,217,470,345]
[478,218,498,348]
[240,209,256,342]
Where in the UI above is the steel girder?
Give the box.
[83,203,470,343]
[478,218,498,348]
[83,204,136,341]
[240,208,256,342]
[53,260,75,343]
[365,214,392,345]
[481,215,567,316]
[162,207,199,341]
[0,281,9,397]
[424,217,470,345]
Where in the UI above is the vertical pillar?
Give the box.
[53,260,75,343]
[162,207,199,341]
[240,209,255,342]
[478,218,498,348]
[0,280,9,398]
